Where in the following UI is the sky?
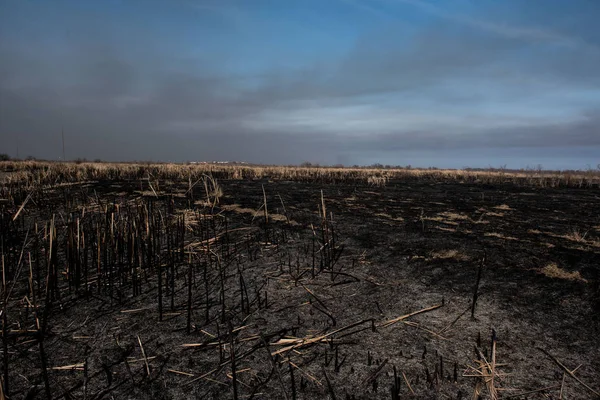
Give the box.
[0,0,599,169]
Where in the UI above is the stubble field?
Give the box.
[1,162,599,399]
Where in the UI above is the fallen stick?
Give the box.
[537,348,600,398]
[50,363,85,371]
[402,321,446,339]
[137,335,150,376]
[167,369,195,377]
[378,304,443,328]
[289,361,322,387]
[271,319,372,356]
[120,308,148,313]
[402,371,415,396]
[183,367,222,387]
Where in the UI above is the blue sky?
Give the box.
[1,0,599,169]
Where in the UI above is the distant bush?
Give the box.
[0,153,10,161]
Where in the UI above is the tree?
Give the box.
[0,154,10,161]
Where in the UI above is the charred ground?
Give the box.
[1,167,599,399]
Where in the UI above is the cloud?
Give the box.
[387,0,599,50]
[358,109,600,151]
[0,0,598,168]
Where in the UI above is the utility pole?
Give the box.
[62,127,65,161]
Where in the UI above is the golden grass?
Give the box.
[439,211,470,221]
[430,249,470,261]
[374,212,404,222]
[484,211,506,218]
[427,211,471,226]
[484,232,519,241]
[526,228,599,249]
[2,160,600,189]
[563,228,588,243]
[435,226,457,233]
[539,263,587,283]
[221,204,293,224]
[367,175,387,187]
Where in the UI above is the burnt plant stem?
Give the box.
[187,254,193,334]
[229,321,239,400]
[158,259,163,322]
[2,262,8,397]
[289,361,297,400]
[471,251,486,319]
[323,367,337,400]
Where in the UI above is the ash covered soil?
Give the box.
[3,178,600,399]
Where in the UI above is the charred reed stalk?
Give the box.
[187,253,193,334]
[2,254,9,397]
[471,250,486,319]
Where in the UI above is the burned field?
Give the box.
[1,165,599,399]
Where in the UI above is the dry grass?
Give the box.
[367,175,387,187]
[539,263,587,283]
[435,226,457,233]
[484,232,519,241]
[439,211,470,221]
[429,211,471,226]
[564,228,589,243]
[484,211,506,218]
[374,212,404,222]
[221,204,293,224]
[430,249,470,261]
[2,160,600,189]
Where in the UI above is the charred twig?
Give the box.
[378,304,443,328]
[537,347,600,397]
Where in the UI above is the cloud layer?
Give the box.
[1,0,598,168]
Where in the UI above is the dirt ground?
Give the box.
[2,177,600,399]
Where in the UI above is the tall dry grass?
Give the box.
[1,160,599,189]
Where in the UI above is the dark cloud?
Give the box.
[0,1,598,168]
[359,110,600,151]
